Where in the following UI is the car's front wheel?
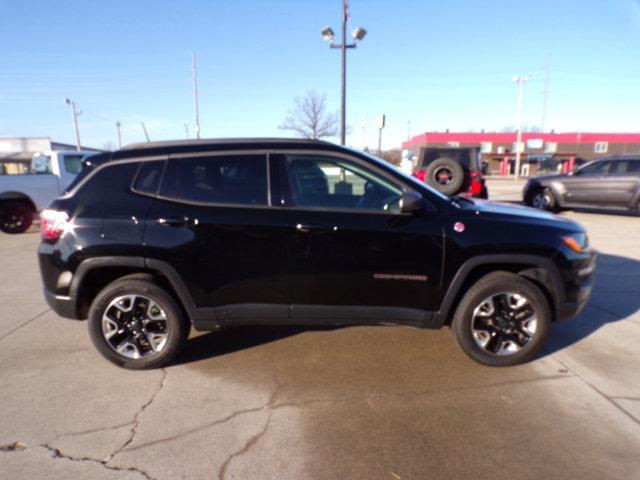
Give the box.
[452,272,551,367]
[88,276,189,369]
[526,187,557,212]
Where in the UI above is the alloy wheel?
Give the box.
[530,191,550,209]
[102,294,169,359]
[471,292,538,356]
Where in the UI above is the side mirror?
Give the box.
[400,191,424,213]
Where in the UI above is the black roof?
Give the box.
[112,137,342,160]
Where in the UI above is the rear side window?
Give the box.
[173,155,268,205]
[133,160,164,195]
[625,160,640,173]
[63,155,85,174]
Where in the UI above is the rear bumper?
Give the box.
[43,288,80,320]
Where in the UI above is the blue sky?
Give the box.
[2,0,640,150]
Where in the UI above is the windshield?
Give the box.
[356,149,451,202]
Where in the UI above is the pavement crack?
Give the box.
[0,309,50,343]
[217,411,272,480]
[547,353,640,428]
[125,379,283,454]
[41,443,156,480]
[105,368,168,462]
[0,441,27,452]
[55,422,135,439]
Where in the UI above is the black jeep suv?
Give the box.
[38,139,595,369]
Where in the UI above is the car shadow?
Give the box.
[541,252,640,356]
[173,325,341,366]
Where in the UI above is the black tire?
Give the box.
[0,201,34,234]
[88,276,190,369]
[526,187,558,212]
[426,157,465,195]
[451,271,551,367]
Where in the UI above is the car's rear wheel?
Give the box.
[0,201,34,234]
[426,157,465,195]
[452,272,551,367]
[88,277,189,369]
[526,187,557,212]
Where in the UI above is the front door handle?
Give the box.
[295,223,335,233]
[157,216,198,227]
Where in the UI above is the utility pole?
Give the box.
[321,2,367,146]
[64,98,82,151]
[141,122,150,143]
[184,123,190,139]
[116,121,122,149]
[541,53,551,132]
[192,51,201,139]
[407,120,411,141]
[360,116,366,150]
[513,75,530,180]
[377,114,385,156]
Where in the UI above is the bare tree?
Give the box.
[279,91,340,140]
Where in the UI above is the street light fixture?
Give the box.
[321,0,366,145]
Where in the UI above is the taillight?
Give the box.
[413,170,427,182]
[40,209,70,240]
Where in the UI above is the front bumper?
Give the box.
[43,288,80,320]
[555,250,597,322]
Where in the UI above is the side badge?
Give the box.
[453,221,465,233]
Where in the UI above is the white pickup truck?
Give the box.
[0,150,94,233]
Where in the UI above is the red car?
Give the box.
[412,147,488,198]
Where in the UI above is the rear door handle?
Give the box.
[157,216,198,227]
[295,223,335,233]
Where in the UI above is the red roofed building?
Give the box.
[402,132,640,176]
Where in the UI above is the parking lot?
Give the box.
[1,178,639,480]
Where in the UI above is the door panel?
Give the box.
[288,209,443,313]
[144,154,289,313]
[561,160,611,205]
[280,153,443,319]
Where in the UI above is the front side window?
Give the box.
[577,161,611,176]
[285,155,403,212]
[175,155,268,205]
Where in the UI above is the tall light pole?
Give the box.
[64,98,82,151]
[192,51,201,139]
[513,75,530,180]
[115,121,122,149]
[541,53,551,132]
[321,1,367,145]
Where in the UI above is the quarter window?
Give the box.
[133,161,164,194]
[63,155,85,174]
[175,155,268,205]
[285,155,403,212]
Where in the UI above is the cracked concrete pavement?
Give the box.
[1,178,639,479]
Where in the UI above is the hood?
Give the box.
[461,199,584,232]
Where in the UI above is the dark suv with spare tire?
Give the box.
[38,139,595,369]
